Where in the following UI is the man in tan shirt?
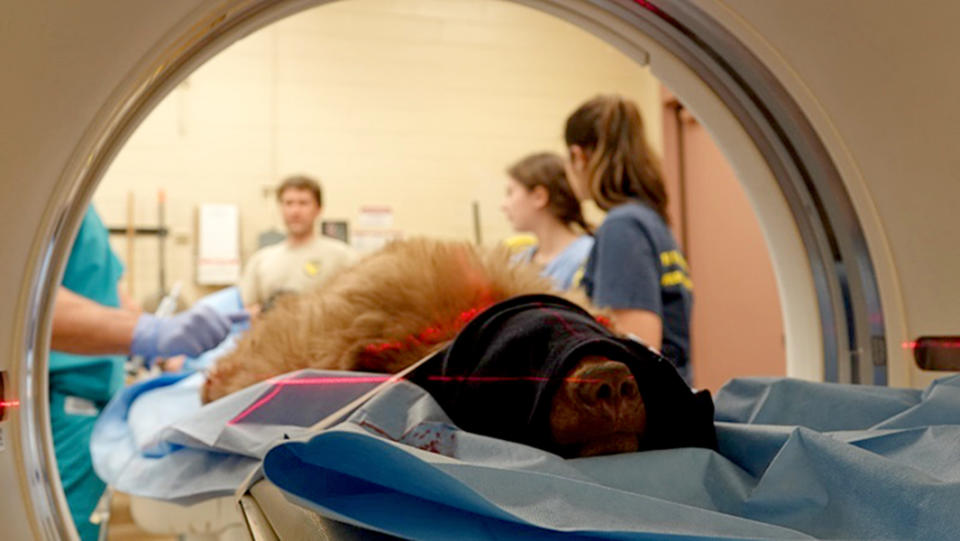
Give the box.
[239,175,357,310]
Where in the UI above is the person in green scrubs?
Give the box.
[49,205,239,541]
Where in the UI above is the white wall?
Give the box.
[94,0,662,305]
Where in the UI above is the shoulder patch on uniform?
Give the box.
[660,250,689,270]
[661,270,693,290]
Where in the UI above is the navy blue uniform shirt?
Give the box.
[581,201,693,381]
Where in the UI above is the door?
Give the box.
[662,89,786,391]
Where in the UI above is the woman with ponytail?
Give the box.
[501,152,594,291]
[564,95,693,382]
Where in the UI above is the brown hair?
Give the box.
[277,175,323,207]
[564,95,668,223]
[507,152,590,233]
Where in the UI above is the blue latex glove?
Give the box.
[131,305,247,359]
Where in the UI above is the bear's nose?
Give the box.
[575,361,638,411]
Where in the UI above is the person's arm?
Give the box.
[52,286,240,358]
[117,285,141,313]
[611,308,662,350]
[587,215,665,349]
[51,287,139,354]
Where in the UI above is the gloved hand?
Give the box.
[131,304,246,359]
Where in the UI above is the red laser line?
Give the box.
[261,375,634,386]
[0,400,19,408]
[358,302,612,358]
[425,376,628,384]
[427,376,548,383]
[229,385,283,424]
[268,376,393,386]
[361,303,494,357]
[227,373,635,424]
[902,340,960,350]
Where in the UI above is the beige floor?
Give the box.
[106,492,176,541]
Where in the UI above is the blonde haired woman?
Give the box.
[564,95,693,382]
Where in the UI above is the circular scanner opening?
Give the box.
[17,1,884,539]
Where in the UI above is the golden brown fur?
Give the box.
[202,237,597,403]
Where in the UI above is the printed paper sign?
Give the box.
[197,203,241,284]
[357,206,394,229]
